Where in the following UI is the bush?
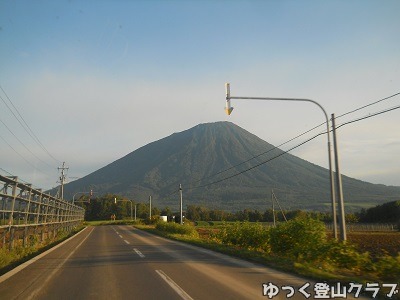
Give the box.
[322,240,371,272]
[269,217,327,260]
[212,222,270,252]
[195,221,210,227]
[144,215,161,225]
[374,253,400,281]
[156,222,199,237]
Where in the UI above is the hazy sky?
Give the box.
[1,0,399,191]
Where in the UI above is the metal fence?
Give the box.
[0,174,85,249]
[326,223,397,232]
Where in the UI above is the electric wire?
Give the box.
[161,122,327,196]
[335,104,400,130]
[0,133,50,177]
[0,167,14,177]
[164,92,400,197]
[187,103,400,191]
[0,167,43,189]
[188,131,327,191]
[0,118,55,169]
[0,84,61,163]
[335,92,400,120]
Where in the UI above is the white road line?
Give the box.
[124,240,130,245]
[26,227,94,300]
[118,234,123,238]
[155,270,193,300]
[0,227,90,284]
[133,248,145,258]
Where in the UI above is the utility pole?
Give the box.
[179,184,183,225]
[149,195,152,220]
[271,189,287,223]
[271,190,276,227]
[57,162,69,200]
[134,203,137,221]
[331,114,347,241]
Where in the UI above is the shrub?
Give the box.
[212,222,270,252]
[322,240,371,272]
[374,253,400,281]
[269,217,327,260]
[144,215,161,225]
[156,222,199,237]
[194,221,210,227]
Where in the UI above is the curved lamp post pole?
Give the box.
[72,190,95,204]
[114,198,134,220]
[225,83,338,239]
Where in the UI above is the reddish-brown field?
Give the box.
[344,232,400,257]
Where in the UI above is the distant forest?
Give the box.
[76,194,399,226]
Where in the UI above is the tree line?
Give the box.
[76,194,399,225]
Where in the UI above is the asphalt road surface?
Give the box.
[0,225,314,300]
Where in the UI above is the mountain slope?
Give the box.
[62,122,400,211]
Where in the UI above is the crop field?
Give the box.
[345,232,400,257]
[195,223,400,257]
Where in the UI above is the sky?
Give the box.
[1,0,399,191]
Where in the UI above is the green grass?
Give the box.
[137,219,400,300]
[0,226,85,276]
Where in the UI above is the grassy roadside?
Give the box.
[0,225,85,276]
[0,220,139,276]
[134,223,342,281]
[135,221,400,299]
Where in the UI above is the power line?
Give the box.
[336,91,400,119]
[188,92,400,188]
[0,84,61,163]
[188,131,327,191]
[0,118,55,169]
[336,104,400,130]
[0,167,14,177]
[192,122,326,186]
[168,91,400,195]
[0,133,51,177]
[0,167,49,190]
[185,101,400,192]
[161,122,327,196]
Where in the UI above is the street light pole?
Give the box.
[114,198,133,220]
[72,190,95,204]
[225,83,339,239]
[179,184,183,225]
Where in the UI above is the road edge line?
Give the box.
[155,269,194,300]
[0,226,89,284]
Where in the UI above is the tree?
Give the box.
[359,200,400,223]
[161,207,172,217]
[186,205,201,221]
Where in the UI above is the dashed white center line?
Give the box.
[156,270,193,300]
[133,248,145,258]
[124,240,130,245]
[118,234,123,238]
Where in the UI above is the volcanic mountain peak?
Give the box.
[62,121,400,211]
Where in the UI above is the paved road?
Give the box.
[0,225,312,299]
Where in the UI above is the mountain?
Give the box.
[60,122,400,212]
